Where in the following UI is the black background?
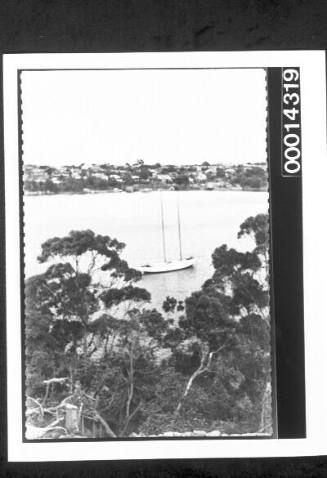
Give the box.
[1,0,327,476]
[267,68,305,439]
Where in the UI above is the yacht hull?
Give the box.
[139,257,195,274]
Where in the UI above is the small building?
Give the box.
[109,174,123,183]
[90,164,104,173]
[157,174,172,184]
[206,182,214,190]
[196,172,207,182]
[92,172,108,181]
[58,166,70,178]
[225,168,236,175]
[216,180,227,188]
[71,170,82,179]
[26,168,49,183]
[149,169,158,178]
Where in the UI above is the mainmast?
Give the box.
[160,192,167,262]
[177,193,183,260]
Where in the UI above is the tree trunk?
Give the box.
[94,411,116,438]
[121,401,142,436]
[42,381,50,406]
[125,344,134,420]
[174,343,227,416]
[259,382,272,433]
[82,332,88,360]
[174,367,203,416]
[174,345,212,416]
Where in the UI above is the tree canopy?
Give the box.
[25,214,272,438]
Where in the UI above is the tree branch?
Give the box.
[125,342,134,420]
[26,396,44,418]
[121,400,143,436]
[93,411,116,438]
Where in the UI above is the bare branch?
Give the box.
[121,400,143,436]
[26,396,44,418]
[93,411,116,438]
[43,377,69,385]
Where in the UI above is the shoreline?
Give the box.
[24,187,267,197]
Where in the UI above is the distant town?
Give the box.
[23,160,268,195]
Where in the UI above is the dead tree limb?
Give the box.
[93,411,116,438]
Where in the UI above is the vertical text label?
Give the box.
[281,68,302,177]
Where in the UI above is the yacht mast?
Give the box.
[177,193,183,260]
[160,192,167,262]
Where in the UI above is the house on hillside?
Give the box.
[109,174,123,183]
[225,168,236,175]
[206,165,218,174]
[70,169,82,179]
[149,169,158,178]
[157,174,172,184]
[91,164,105,173]
[23,165,35,182]
[196,172,207,182]
[51,175,63,185]
[25,167,49,183]
[92,172,108,181]
[58,166,70,178]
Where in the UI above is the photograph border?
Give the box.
[3,51,326,462]
[18,65,277,444]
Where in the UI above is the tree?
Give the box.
[45,167,56,179]
[26,214,272,437]
[231,165,268,190]
[216,166,226,179]
[174,174,189,187]
[161,165,176,174]
[60,177,84,193]
[74,307,171,436]
[25,292,65,399]
[238,213,269,264]
[123,172,134,185]
[42,179,59,193]
[25,230,154,436]
[166,213,271,432]
[139,166,152,180]
[162,296,184,323]
[168,287,238,416]
[240,176,262,189]
[24,180,41,192]
[209,213,271,430]
[108,177,119,187]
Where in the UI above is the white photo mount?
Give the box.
[3,51,327,461]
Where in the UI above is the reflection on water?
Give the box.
[24,190,268,310]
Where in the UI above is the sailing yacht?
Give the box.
[139,192,195,274]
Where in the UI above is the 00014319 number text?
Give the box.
[281,67,302,176]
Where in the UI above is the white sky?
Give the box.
[21,69,267,167]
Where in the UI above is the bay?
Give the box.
[24,190,269,311]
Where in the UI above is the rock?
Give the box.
[206,430,221,437]
[191,430,207,436]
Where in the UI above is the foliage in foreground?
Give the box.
[25,214,272,438]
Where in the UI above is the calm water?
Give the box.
[24,190,268,310]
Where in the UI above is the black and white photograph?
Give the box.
[21,67,272,440]
[3,51,327,461]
